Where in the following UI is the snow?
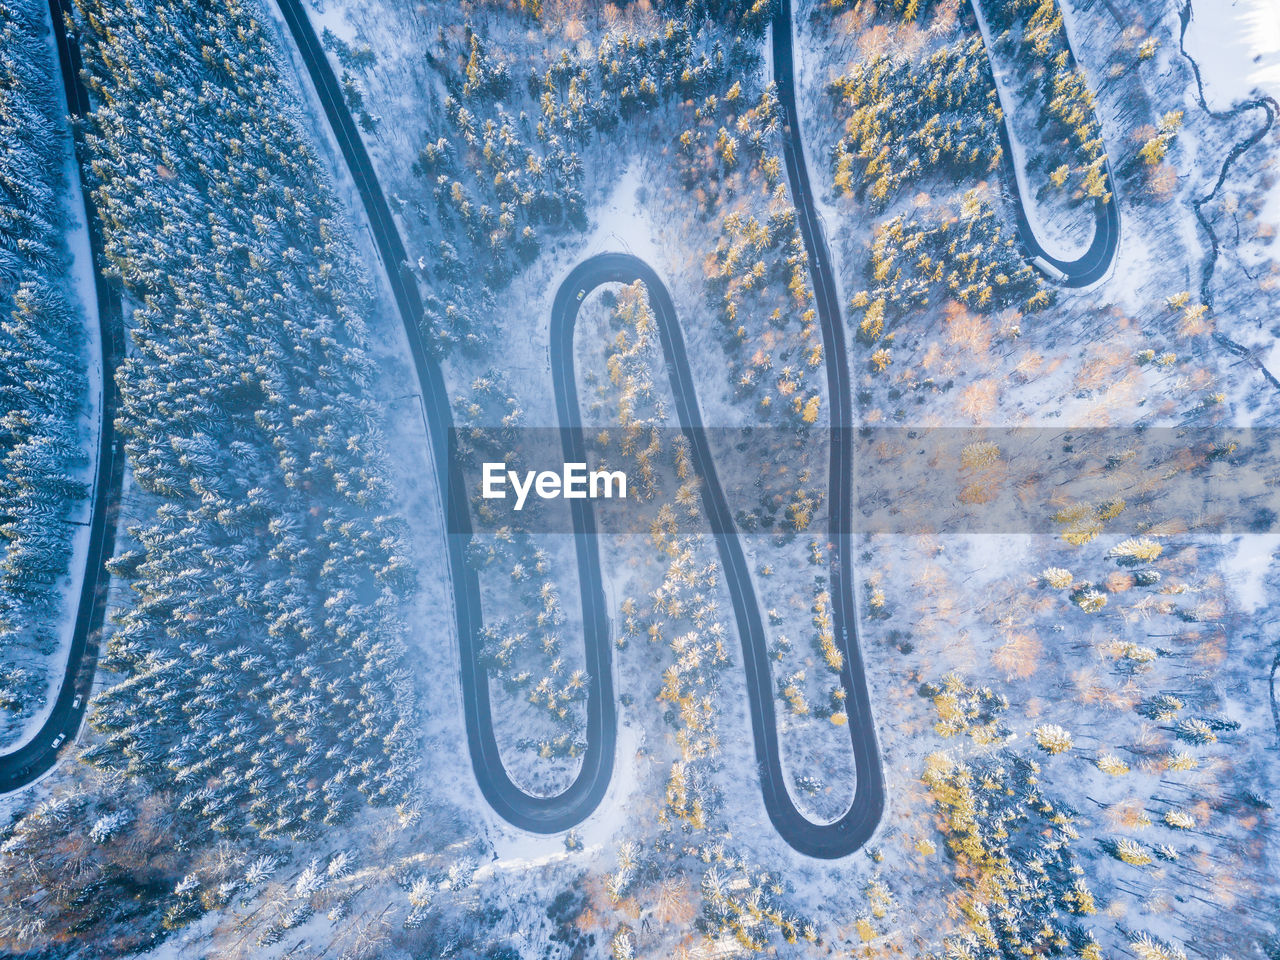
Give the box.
[261,0,495,825]
[1262,186,1280,259]
[484,717,644,867]
[144,0,1280,953]
[1182,0,1280,109]
[125,913,221,960]
[571,163,667,279]
[1263,342,1280,388]
[308,0,355,44]
[970,0,1094,262]
[1220,534,1279,613]
[0,2,103,755]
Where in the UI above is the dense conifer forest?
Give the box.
[73,0,420,838]
[0,0,89,727]
[0,0,1276,954]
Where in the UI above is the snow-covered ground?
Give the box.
[1183,0,1280,108]
[1193,0,1280,271]
[61,0,1279,954]
[971,0,1095,261]
[0,3,102,754]
[1221,534,1279,612]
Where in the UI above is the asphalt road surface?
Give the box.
[275,0,616,832]
[276,0,888,856]
[768,0,885,856]
[278,0,1122,857]
[0,0,1116,841]
[0,0,124,794]
[966,0,1121,285]
[556,254,886,858]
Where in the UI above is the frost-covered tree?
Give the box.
[8,0,430,852]
[0,0,90,723]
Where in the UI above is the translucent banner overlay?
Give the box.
[445,427,1276,536]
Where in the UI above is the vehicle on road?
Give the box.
[1032,255,1069,282]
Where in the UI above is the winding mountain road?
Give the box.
[0,0,1119,838]
[769,0,886,854]
[559,254,886,857]
[278,0,1126,857]
[967,0,1121,285]
[278,0,885,856]
[0,0,124,793]
[274,0,616,834]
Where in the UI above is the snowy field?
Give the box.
[1183,0,1280,107]
[1182,0,1280,625]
